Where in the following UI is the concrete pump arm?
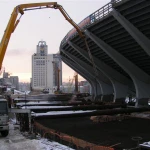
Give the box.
[0,2,84,70]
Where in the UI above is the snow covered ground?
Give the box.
[31,110,95,117]
[0,121,74,150]
[0,110,94,149]
[22,106,72,109]
[16,101,62,105]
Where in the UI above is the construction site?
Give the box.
[0,0,150,150]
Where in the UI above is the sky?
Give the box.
[0,0,110,83]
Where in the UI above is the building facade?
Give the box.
[31,41,62,93]
[9,76,19,90]
[0,70,19,90]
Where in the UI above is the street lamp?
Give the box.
[25,91,26,109]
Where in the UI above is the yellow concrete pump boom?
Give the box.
[0,2,84,70]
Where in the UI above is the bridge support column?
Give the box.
[100,83,114,102]
[63,46,114,102]
[111,9,150,56]
[62,57,96,98]
[85,30,150,106]
[68,41,131,103]
[61,50,105,101]
[61,51,102,100]
[134,78,150,107]
[113,81,128,104]
[66,50,114,101]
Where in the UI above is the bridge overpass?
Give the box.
[60,0,150,106]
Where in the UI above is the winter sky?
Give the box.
[0,0,110,82]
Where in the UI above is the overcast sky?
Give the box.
[0,0,110,83]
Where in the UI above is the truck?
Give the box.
[0,96,9,137]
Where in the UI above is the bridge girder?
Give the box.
[61,49,102,100]
[111,9,150,57]
[85,29,150,106]
[67,41,132,103]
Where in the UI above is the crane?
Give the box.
[0,3,99,136]
[0,2,84,70]
[0,2,98,86]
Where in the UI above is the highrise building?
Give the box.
[31,41,62,93]
[9,76,19,90]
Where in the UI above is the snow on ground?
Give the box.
[16,101,60,105]
[0,121,74,150]
[22,106,72,109]
[32,110,95,117]
[131,112,150,119]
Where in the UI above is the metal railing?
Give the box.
[89,3,112,24]
[61,0,123,45]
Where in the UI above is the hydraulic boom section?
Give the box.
[0,2,84,70]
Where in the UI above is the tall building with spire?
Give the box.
[31,41,62,93]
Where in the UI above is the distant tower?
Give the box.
[52,54,62,90]
[31,41,62,93]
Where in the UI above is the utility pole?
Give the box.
[25,91,26,109]
[57,67,60,92]
[74,73,78,93]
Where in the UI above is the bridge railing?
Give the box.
[89,3,112,24]
[61,0,123,45]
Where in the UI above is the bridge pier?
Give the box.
[112,81,128,104]
[61,50,102,97]
[134,78,150,107]
[85,30,150,106]
[62,54,116,102]
[61,49,113,101]
[62,56,97,99]
[102,94,114,103]
[68,41,131,103]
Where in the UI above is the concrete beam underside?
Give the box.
[85,29,150,106]
[63,50,115,102]
[68,41,132,103]
[111,9,150,57]
[61,50,102,100]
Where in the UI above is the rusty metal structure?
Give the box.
[34,122,114,150]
